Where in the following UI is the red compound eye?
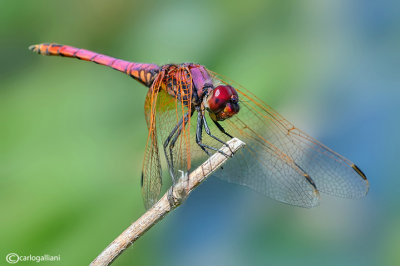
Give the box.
[207,85,240,121]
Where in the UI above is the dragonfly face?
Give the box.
[205,85,240,121]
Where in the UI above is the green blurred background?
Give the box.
[1,0,398,265]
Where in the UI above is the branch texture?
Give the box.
[91,138,245,266]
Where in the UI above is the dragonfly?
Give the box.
[30,43,369,209]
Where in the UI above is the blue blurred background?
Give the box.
[1,0,398,265]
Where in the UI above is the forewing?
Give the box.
[209,70,369,205]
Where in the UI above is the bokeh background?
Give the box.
[1,0,399,265]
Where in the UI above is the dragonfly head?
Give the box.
[205,85,240,121]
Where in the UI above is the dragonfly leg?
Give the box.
[168,126,184,173]
[163,118,184,183]
[202,114,233,157]
[195,108,230,157]
[213,120,233,139]
[195,109,211,156]
[163,111,193,183]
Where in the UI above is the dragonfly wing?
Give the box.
[141,67,195,209]
[234,88,369,199]
[283,127,369,198]
[208,71,368,206]
[141,74,164,210]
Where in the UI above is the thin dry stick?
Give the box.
[90,138,245,266]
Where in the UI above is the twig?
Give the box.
[90,138,245,266]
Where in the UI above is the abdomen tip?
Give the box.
[29,44,39,52]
